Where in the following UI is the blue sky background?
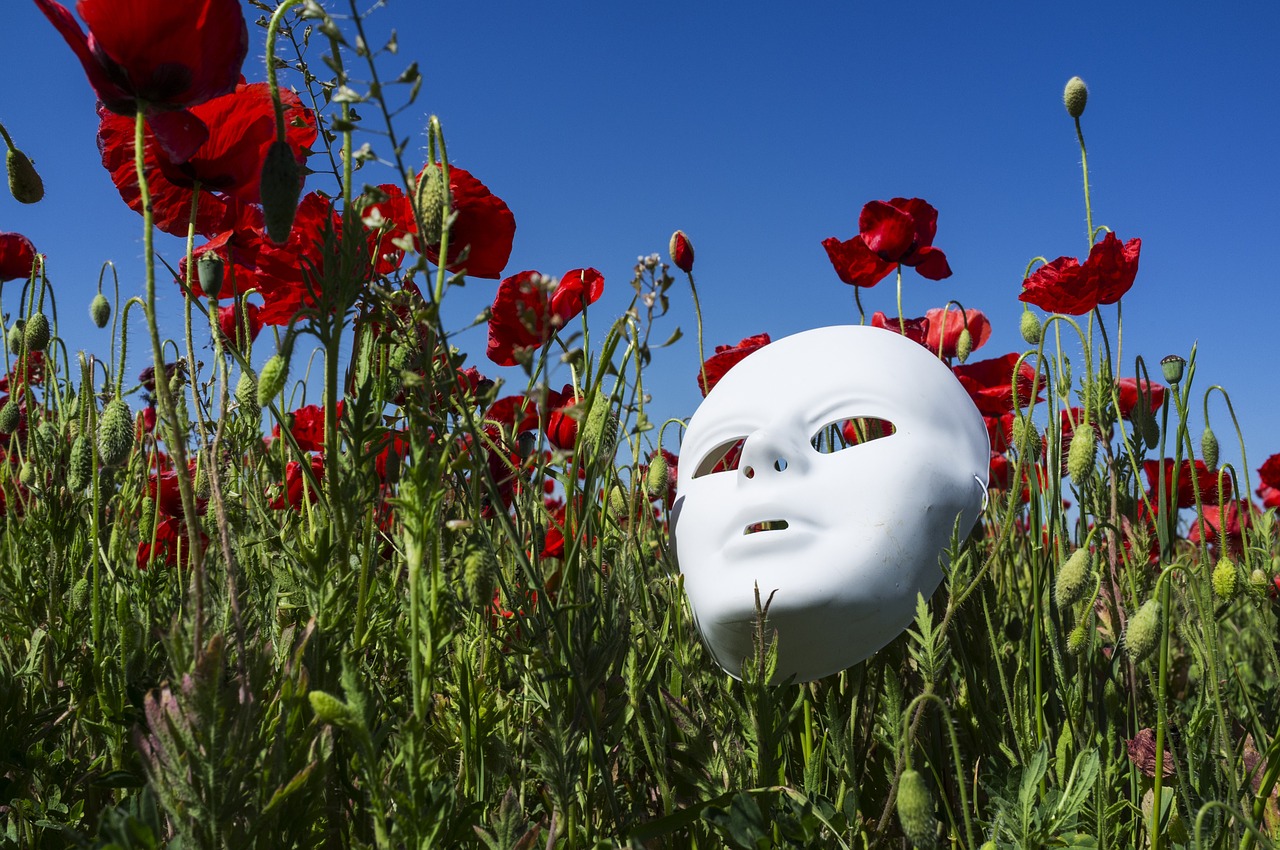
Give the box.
[4,2,1279,487]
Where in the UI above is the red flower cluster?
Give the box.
[698,333,771,396]
[138,458,207,569]
[953,353,1040,417]
[486,268,605,366]
[1019,233,1141,315]
[871,307,991,361]
[1142,459,1231,510]
[822,198,952,288]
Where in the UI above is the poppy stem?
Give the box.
[895,266,905,336]
[1075,116,1094,251]
[265,0,307,141]
[686,269,707,396]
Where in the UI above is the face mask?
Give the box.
[671,325,989,682]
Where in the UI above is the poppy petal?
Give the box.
[821,236,894,288]
[859,200,915,261]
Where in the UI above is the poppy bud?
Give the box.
[1124,597,1161,662]
[1249,568,1269,594]
[194,459,211,500]
[1141,411,1159,450]
[309,690,356,726]
[607,485,628,517]
[1160,354,1185,385]
[260,141,304,245]
[955,328,973,363]
[19,461,35,486]
[1201,426,1219,470]
[7,320,23,354]
[90,293,111,329]
[1057,358,1072,397]
[197,253,225,300]
[6,145,44,204]
[1212,557,1237,600]
[258,354,289,408]
[1020,309,1042,346]
[70,577,90,609]
[1066,623,1088,654]
[645,453,669,499]
[23,313,50,352]
[1067,422,1096,487]
[1063,76,1089,119]
[68,434,93,492]
[669,230,695,274]
[1011,415,1038,458]
[463,546,497,608]
[414,165,449,248]
[896,768,938,849]
[1055,547,1092,609]
[582,396,619,460]
[138,495,155,541]
[0,400,18,435]
[236,370,260,421]
[97,398,134,466]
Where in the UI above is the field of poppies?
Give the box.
[3,1,1280,848]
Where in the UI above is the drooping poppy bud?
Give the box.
[1201,426,1219,470]
[1063,76,1089,118]
[1067,422,1096,486]
[97,397,134,466]
[23,313,50,352]
[955,327,973,363]
[582,395,618,459]
[257,354,289,407]
[0,400,19,434]
[645,453,669,499]
[896,768,938,849]
[19,461,35,486]
[90,293,111,328]
[70,577,91,609]
[1055,548,1091,608]
[6,145,44,204]
[1019,309,1042,345]
[260,140,303,244]
[1124,598,1160,662]
[197,252,225,300]
[669,230,694,273]
[7,320,23,354]
[1066,623,1088,654]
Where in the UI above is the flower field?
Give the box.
[2,2,1280,848]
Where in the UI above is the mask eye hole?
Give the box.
[811,418,896,453]
[692,438,746,478]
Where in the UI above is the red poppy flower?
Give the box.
[0,233,37,282]
[1116,377,1165,420]
[870,312,929,346]
[147,461,204,520]
[254,193,343,326]
[1019,232,1141,315]
[1257,454,1280,508]
[35,0,248,162]
[269,453,325,510]
[97,84,315,237]
[217,301,262,350]
[698,333,771,396]
[1143,458,1232,510]
[137,516,198,569]
[924,307,990,360]
[272,402,342,454]
[1188,499,1254,559]
[420,165,515,279]
[544,384,581,450]
[953,353,1040,416]
[670,230,695,273]
[486,268,605,366]
[822,198,952,288]
[484,395,540,436]
[985,413,1015,454]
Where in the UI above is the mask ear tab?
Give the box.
[692,438,746,478]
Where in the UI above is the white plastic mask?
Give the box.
[671,325,989,682]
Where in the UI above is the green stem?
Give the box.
[687,269,708,394]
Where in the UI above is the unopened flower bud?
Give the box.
[414,165,449,247]
[89,293,111,328]
[197,253,225,300]
[1020,309,1042,346]
[1212,557,1237,600]
[607,485,628,517]
[97,397,134,466]
[955,327,973,363]
[463,546,497,608]
[236,370,260,421]
[645,454,669,500]
[257,354,289,407]
[582,396,618,459]
[23,312,49,352]
[19,461,35,486]
[1160,355,1185,385]
[1201,426,1219,470]
[138,495,155,541]
[309,690,356,726]
[70,577,90,609]
[1250,568,1269,593]
[1124,598,1161,662]
[0,400,19,435]
[1141,411,1159,449]
[6,145,44,204]
[1067,422,1096,486]
[68,434,93,491]
[1063,76,1089,119]
[669,230,695,274]
[7,321,23,354]
[260,141,303,245]
[1055,547,1092,609]
[1011,415,1038,457]
[897,768,938,849]
[1066,623,1088,654]
[1057,358,1073,397]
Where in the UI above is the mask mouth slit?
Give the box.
[744,519,789,535]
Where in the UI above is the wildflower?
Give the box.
[419,165,515,279]
[669,230,694,273]
[1116,377,1165,421]
[822,197,951,288]
[271,402,341,454]
[952,353,1040,416]
[1189,500,1255,559]
[1019,232,1141,315]
[485,268,605,366]
[543,384,581,451]
[35,0,248,162]
[698,333,771,396]
[871,311,930,346]
[1257,453,1280,508]
[0,233,36,283]
[1143,459,1231,509]
[216,302,262,351]
[269,453,325,510]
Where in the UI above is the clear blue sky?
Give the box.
[4,2,1279,483]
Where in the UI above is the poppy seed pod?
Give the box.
[896,769,938,849]
[68,434,93,492]
[308,690,356,726]
[1067,422,1097,486]
[7,146,44,204]
[235,370,260,421]
[1124,597,1161,662]
[1019,309,1042,346]
[1160,354,1185,385]
[1201,426,1220,470]
[414,165,449,248]
[97,397,134,466]
[257,354,289,408]
[89,293,111,328]
[1063,76,1089,118]
[1212,557,1237,600]
[197,253,225,300]
[260,140,303,244]
[1055,547,1092,609]
[0,400,19,435]
[1249,567,1268,593]
[669,230,694,273]
[23,313,50,352]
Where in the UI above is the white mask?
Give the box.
[671,325,989,682]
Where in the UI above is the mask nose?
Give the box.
[739,428,804,480]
